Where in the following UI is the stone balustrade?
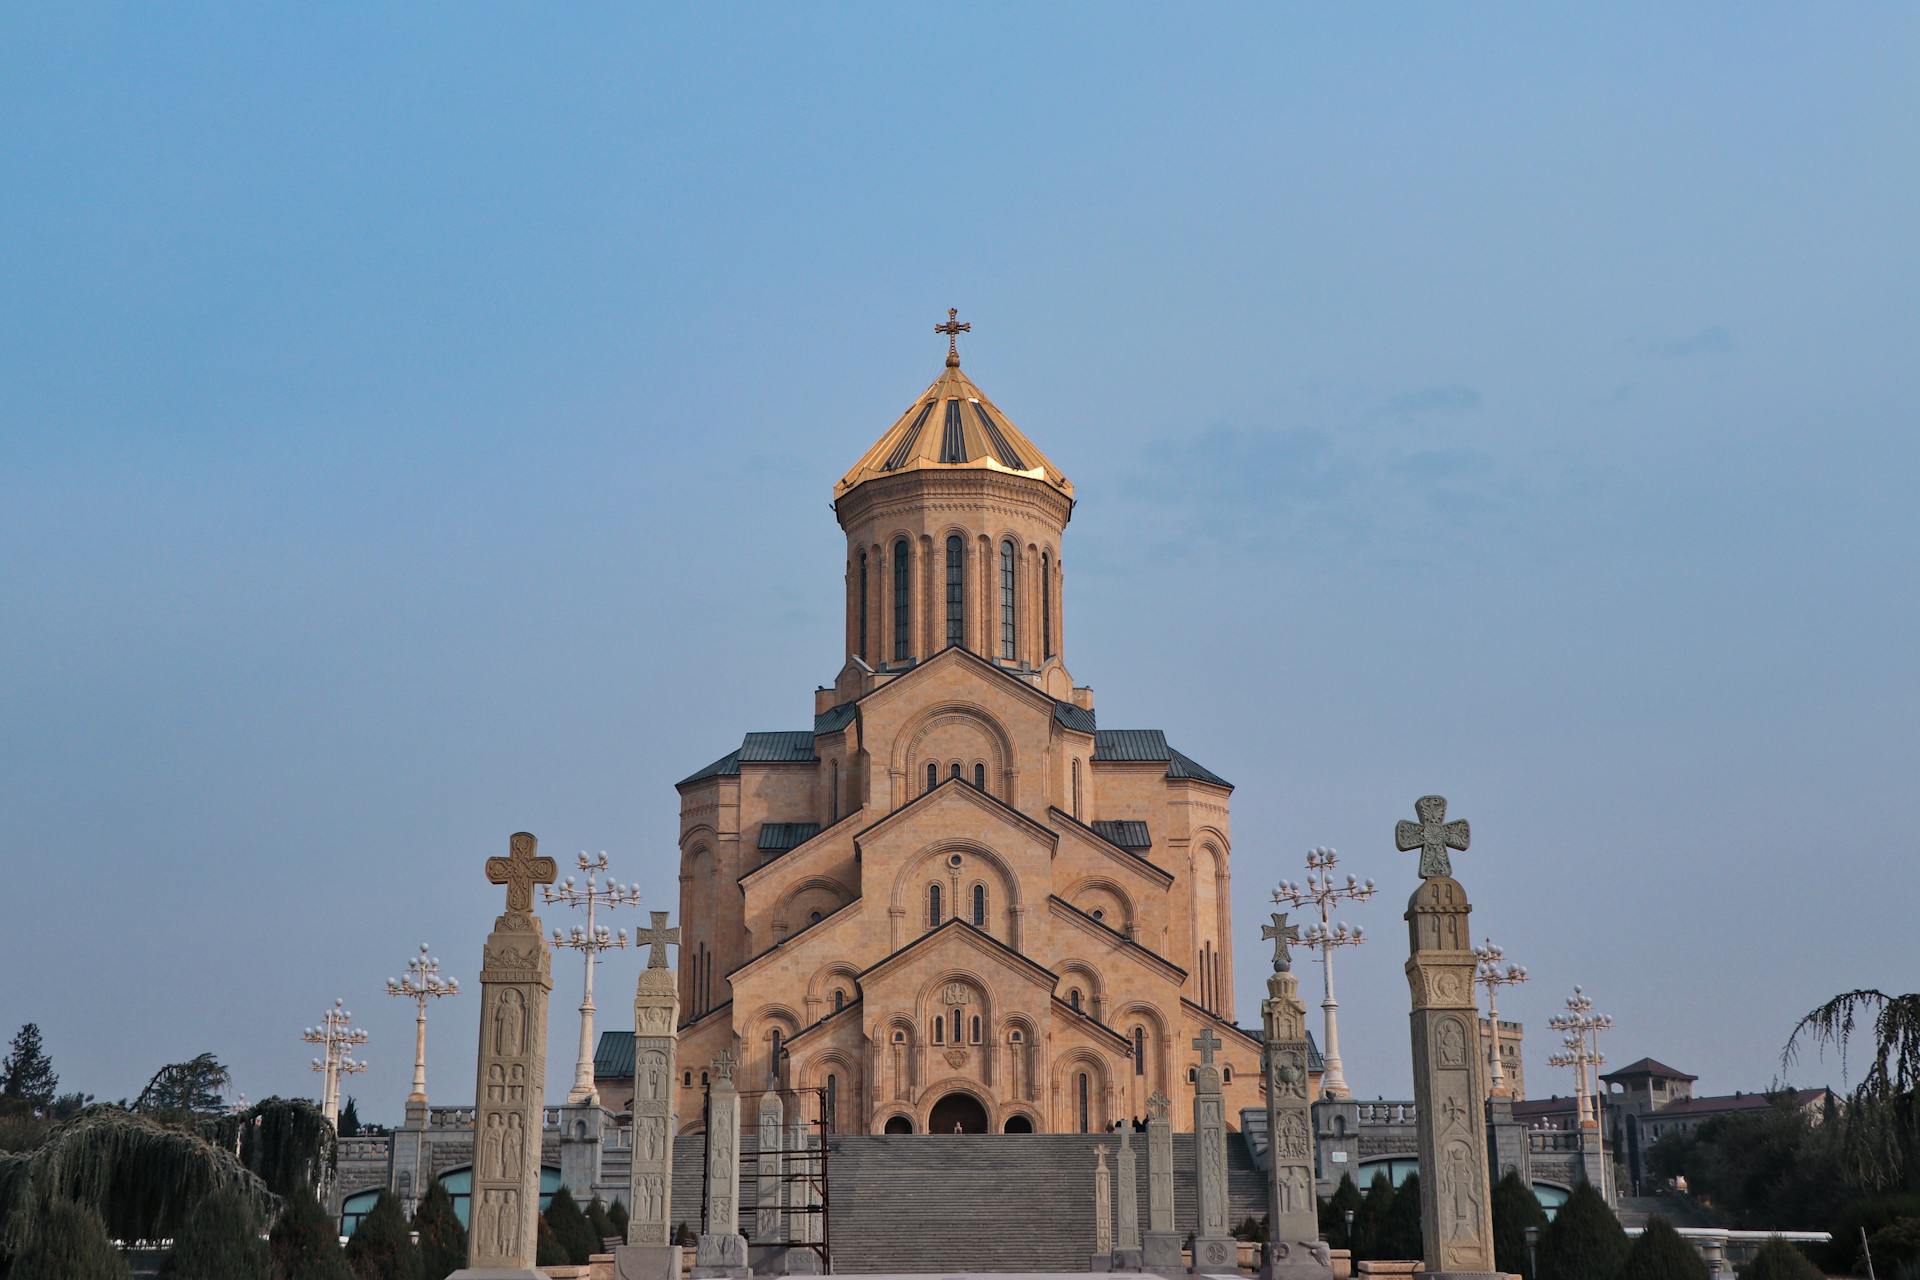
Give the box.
[1527,1129,1582,1153]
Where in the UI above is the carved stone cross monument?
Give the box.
[1398,796,1497,1280]
[693,1052,749,1279]
[452,832,556,1280]
[1262,912,1303,974]
[1141,1091,1180,1273]
[1261,934,1330,1280]
[1091,1144,1114,1268]
[616,912,682,1280]
[1113,1121,1143,1271]
[1190,1027,1236,1275]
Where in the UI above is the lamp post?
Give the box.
[302,998,369,1130]
[1472,939,1529,1098]
[1524,1224,1540,1280]
[545,850,643,1105]
[1549,985,1616,1201]
[1273,846,1376,1099]
[386,943,459,1105]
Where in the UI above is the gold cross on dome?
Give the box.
[934,307,971,367]
[486,832,558,915]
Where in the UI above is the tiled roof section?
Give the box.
[1093,729,1170,761]
[1091,820,1152,851]
[1653,1088,1830,1119]
[594,1030,635,1078]
[678,749,740,787]
[1168,748,1232,789]
[757,823,822,853]
[1053,700,1097,734]
[739,731,817,764]
[1601,1057,1698,1084]
[814,702,857,735]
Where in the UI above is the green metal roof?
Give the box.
[814,702,857,735]
[1052,700,1097,734]
[1092,730,1232,789]
[757,822,822,853]
[594,1030,635,1078]
[1091,820,1152,850]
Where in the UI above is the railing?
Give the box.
[337,1137,390,1162]
[1354,1102,1417,1125]
[1528,1130,1582,1153]
[424,1105,566,1130]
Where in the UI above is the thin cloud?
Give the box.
[1649,326,1733,358]
[1383,386,1483,414]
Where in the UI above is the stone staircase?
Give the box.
[822,1132,1268,1274]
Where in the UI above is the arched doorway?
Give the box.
[883,1114,914,1134]
[1003,1114,1034,1133]
[928,1091,989,1134]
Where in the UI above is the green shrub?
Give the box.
[1541,1181,1628,1280]
[536,1215,569,1266]
[1350,1172,1396,1261]
[1738,1237,1824,1280]
[585,1193,616,1249]
[1618,1216,1707,1280]
[1377,1172,1424,1261]
[160,1187,268,1279]
[1821,1194,1920,1274]
[269,1183,353,1280]
[543,1187,598,1265]
[343,1189,418,1280]
[11,1200,130,1280]
[1492,1169,1549,1278]
[412,1180,466,1280]
[1321,1174,1362,1252]
[1870,1219,1920,1273]
[608,1197,630,1242]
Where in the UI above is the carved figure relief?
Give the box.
[1270,1050,1308,1098]
[943,981,970,1005]
[1276,1165,1310,1214]
[640,1050,667,1101]
[1437,1016,1469,1069]
[492,989,527,1057]
[507,1062,526,1103]
[945,1047,967,1069]
[502,1113,525,1180]
[640,1116,665,1162]
[1444,1139,1481,1237]
[1276,1111,1310,1158]
[641,1174,665,1221]
[481,1113,505,1177]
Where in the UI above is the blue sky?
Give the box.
[3,6,1915,1116]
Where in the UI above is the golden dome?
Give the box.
[834,360,1073,501]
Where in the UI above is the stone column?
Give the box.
[693,1053,749,1279]
[1114,1122,1143,1271]
[1091,1144,1115,1270]
[455,832,557,1280]
[616,912,683,1280]
[786,1112,822,1272]
[1262,945,1331,1280]
[1142,1091,1181,1274]
[1397,795,1498,1280]
[1190,1028,1237,1275]
[755,1090,784,1244]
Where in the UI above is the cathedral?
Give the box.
[664,319,1298,1135]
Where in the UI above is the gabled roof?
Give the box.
[1053,700,1097,734]
[757,823,822,853]
[1048,807,1174,885]
[678,749,740,787]
[1091,820,1151,851]
[1047,895,1187,982]
[814,702,858,735]
[678,730,816,789]
[1167,749,1232,788]
[858,917,1058,990]
[1092,730,1233,790]
[855,773,1059,850]
[1600,1057,1698,1084]
[835,359,1073,500]
[1652,1088,1830,1120]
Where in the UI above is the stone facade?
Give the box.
[669,347,1288,1135]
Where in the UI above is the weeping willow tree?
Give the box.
[0,1106,278,1253]
[199,1096,337,1203]
[1785,987,1920,1191]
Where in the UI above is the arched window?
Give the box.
[833,989,846,1012]
[1042,551,1053,659]
[702,1070,710,1087]
[1071,758,1081,818]
[946,535,965,649]
[1077,1071,1091,1133]
[999,540,1017,660]
[770,1029,783,1077]
[1223,1065,1233,1084]
[932,1017,945,1045]
[974,762,986,790]
[892,1029,907,1044]
[830,759,839,823]
[951,762,962,780]
[970,1014,982,1044]
[825,1073,837,1134]
[1133,1026,1146,1075]
[808,910,822,925]
[927,883,942,927]
[972,883,987,926]
[1010,1028,1023,1043]
[926,761,938,794]
[1068,988,1083,1012]
[683,1070,693,1087]
[951,1008,963,1043]
[892,538,911,662]
[858,552,869,661]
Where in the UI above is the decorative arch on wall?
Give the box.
[893,702,1017,804]
[1190,829,1231,1015]
[1050,1048,1112,1134]
[797,1048,859,1132]
[745,1005,801,1087]
[805,960,862,1021]
[1063,876,1137,936]
[774,875,854,940]
[1113,1000,1172,1095]
[1000,1013,1040,1102]
[887,839,1025,948]
[916,1076,997,1134]
[1055,959,1106,1021]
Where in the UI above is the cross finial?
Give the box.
[1396,794,1471,879]
[1261,912,1303,973]
[635,910,681,970]
[934,307,971,368]
[1191,1026,1223,1066]
[485,832,558,916]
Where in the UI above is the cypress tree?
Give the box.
[0,1023,59,1113]
[269,1183,353,1280]
[586,1193,616,1251]
[1321,1174,1363,1252]
[1618,1216,1708,1280]
[343,1189,419,1280]
[1738,1238,1824,1280]
[608,1196,630,1241]
[1377,1172,1425,1261]
[1350,1172,1397,1261]
[412,1180,467,1280]
[1541,1181,1628,1280]
[1492,1169,1549,1278]
[536,1214,569,1266]
[11,1199,129,1280]
[160,1187,268,1279]
[544,1186,599,1264]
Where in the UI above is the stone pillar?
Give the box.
[693,1054,749,1279]
[456,832,557,1280]
[755,1090,784,1243]
[1090,1144,1115,1270]
[1114,1122,1143,1271]
[1263,959,1331,1280]
[1142,1092,1181,1274]
[1405,869,1498,1280]
[616,914,683,1280]
[1190,1029,1237,1275]
[785,1113,822,1273]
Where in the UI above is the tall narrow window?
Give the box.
[1071,759,1081,818]
[825,1073,837,1133]
[1078,1071,1091,1133]
[970,1014,982,1044]
[932,1017,945,1045]
[999,540,1017,660]
[830,760,839,823]
[1133,1026,1146,1076]
[928,883,942,927]
[833,989,846,1012]
[945,535,965,649]
[770,1029,783,1078]
[1069,988,1082,1012]
[1042,552,1053,659]
[926,762,938,793]
[858,553,869,661]
[972,884,986,926]
[951,762,961,780]
[951,1008,962,1043]
[893,539,911,662]
[974,762,986,790]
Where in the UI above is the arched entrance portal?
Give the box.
[883,1114,914,1134]
[929,1091,989,1134]
[1003,1114,1034,1133]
